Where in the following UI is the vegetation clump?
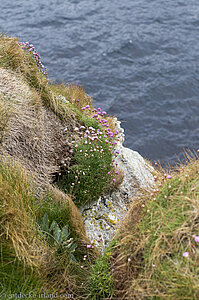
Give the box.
[57,124,115,206]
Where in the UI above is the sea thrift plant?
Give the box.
[78,104,121,159]
[58,123,119,206]
[19,41,48,78]
[57,100,121,206]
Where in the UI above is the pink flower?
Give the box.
[183,252,189,258]
[113,178,116,182]
[86,105,90,108]
[81,107,85,110]
[193,235,199,242]
[166,175,171,179]
[86,245,91,249]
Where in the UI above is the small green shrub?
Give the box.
[85,240,116,299]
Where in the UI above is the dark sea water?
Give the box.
[0,0,199,165]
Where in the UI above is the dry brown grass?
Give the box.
[0,97,10,144]
[50,83,92,111]
[0,35,29,73]
[0,68,81,190]
[0,35,79,121]
[0,157,48,268]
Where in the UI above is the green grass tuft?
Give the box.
[0,242,44,299]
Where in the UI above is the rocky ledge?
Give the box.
[80,118,155,251]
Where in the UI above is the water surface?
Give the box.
[1,0,199,164]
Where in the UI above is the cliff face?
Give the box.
[0,53,155,252]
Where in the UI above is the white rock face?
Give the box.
[80,118,155,251]
[115,119,155,189]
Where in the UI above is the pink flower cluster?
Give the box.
[72,109,120,183]
[19,41,48,77]
[80,104,120,150]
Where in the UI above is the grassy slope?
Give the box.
[112,154,199,299]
